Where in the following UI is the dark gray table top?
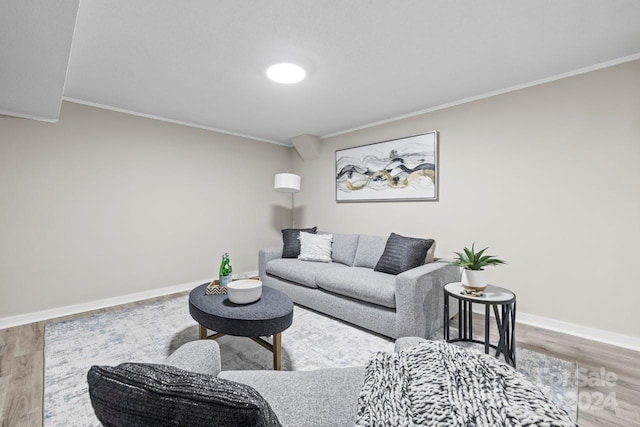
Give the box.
[189,284,294,337]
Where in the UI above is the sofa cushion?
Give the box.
[298,232,333,263]
[87,363,281,427]
[220,367,364,427]
[315,267,396,308]
[331,234,360,266]
[374,233,435,275]
[281,227,317,258]
[353,235,388,269]
[266,258,344,289]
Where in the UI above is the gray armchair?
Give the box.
[88,338,427,427]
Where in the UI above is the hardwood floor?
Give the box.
[0,301,638,426]
[517,324,640,426]
[0,322,44,427]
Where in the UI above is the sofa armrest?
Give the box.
[259,246,283,278]
[395,262,461,338]
[164,340,222,377]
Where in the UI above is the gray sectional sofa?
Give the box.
[259,233,460,339]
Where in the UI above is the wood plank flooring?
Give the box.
[0,299,638,426]
[0,322,44,427]
[517,323,640,426]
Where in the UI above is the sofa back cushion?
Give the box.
[331,234,360,266]
[374,233,435,275]
[353,235,388,269]
[87,363,281,427]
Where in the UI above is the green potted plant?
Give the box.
[450,243,505,290]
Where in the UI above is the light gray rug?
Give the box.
[44,292,577,426]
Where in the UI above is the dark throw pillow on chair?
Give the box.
[281,227,317,258]
[374,233,435,275]
[87,363,281,427]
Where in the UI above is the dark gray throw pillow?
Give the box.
[87,363,281,427]
[374,233,435,275]
[281,227,317,258]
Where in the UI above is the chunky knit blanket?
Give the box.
[356,341,577,426]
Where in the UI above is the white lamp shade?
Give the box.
[274,173,301,193]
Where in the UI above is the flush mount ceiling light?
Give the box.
[266,63,306,84]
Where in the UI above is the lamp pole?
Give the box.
[274,173,301,228]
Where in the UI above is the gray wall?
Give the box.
[0,102,292,318]
[292,60,640,338]
[2,61,639,340]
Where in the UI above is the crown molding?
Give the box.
[62,97,292,146]
[322,53,640,139]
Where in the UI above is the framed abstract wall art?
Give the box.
[335,131,438,202]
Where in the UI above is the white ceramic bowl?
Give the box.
[227,279,262,304]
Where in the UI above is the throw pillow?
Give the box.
[281,227,317,258]
[87,363,281,427]
[425,241,437,263]
[374,233,435,275]
[298,232,333,263]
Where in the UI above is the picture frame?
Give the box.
[335,131,438,202]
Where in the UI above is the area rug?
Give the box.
[44,291,577,426]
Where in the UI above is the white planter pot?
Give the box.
[461,269,487,290]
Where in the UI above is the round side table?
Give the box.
[444,282,516,367]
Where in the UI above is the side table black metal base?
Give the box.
[444,283,517,367]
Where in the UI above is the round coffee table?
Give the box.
[189,283,294,370]
[444,282,516,367]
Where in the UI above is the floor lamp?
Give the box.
[274,173,301,228]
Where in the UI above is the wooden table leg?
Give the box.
[199,325,207,339]
[273,333,282,370]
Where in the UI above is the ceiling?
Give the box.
[4,1,640,145]
[0,0,79,121]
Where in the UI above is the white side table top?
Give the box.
[445,282,515,304]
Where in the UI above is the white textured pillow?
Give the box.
[425,241,436,263]
[298,232,333,263]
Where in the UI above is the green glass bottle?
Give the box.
[219,253,232,287]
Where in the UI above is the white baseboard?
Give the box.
[0,270,259,330]
[471,306,640,352]
[4,274,637,353]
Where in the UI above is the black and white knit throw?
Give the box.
[356,341,577,426]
